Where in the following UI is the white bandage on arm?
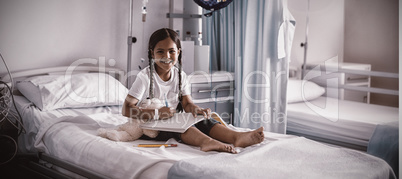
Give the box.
[154,108,159,120]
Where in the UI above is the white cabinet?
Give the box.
[188,72,234,124]
[304,62,371,103]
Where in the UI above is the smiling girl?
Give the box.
[122,28,264,153]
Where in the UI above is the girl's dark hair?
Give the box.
[147,28,184,112]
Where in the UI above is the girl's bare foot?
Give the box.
[233,127,265,148]
[200,139,237,154]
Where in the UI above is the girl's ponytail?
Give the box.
[176,58,184,113]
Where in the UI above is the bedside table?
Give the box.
[188,71,235,124]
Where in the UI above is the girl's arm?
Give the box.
[181,95,211,118]
[122,95,174,120]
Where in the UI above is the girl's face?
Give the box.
[152,38,180,73]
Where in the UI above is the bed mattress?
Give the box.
[13,95,212,178]
[286,96,399,150]
[13,95,396,178]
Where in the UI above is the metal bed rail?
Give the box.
[16,153,111,179]
[335,68,398,96]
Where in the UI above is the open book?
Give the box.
[140,113,206,133]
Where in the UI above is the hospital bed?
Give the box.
[287,93,398,149]
[286,67,399,176]
[3,65,396,178]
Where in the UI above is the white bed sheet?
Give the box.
[13,95,214,178]
[287,96,399,148]
[13,95,396,178]
[14,95,122,153]
[168,132,395,179]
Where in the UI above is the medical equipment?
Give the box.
[142,0,148,22]
[0,52,24,165]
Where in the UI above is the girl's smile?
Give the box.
[157,58,173,64]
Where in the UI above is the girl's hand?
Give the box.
[158,107,176,120]
[193,107,211,119]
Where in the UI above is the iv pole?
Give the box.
[126,0,134,87]
[126,0,146,88]
[301,0,310,79]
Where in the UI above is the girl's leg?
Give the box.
[180,127,237,154]
[209,124,265,148]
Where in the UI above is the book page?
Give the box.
[140,113,205,133]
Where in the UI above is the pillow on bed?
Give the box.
[287,79,325,103]
[16,73,128,111]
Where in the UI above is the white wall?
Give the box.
[288,0,345,77]
[288,0,398,107]
[344,0,398,107]
[0,0,169,85]
[0,0,345,81]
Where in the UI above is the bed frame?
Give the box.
[14,153,110,179]
[2,65,124,179]
[301,63,399,97]
[326,68,398,96]
[286,131,367,151]
[1,64,126,86]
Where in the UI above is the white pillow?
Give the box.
[287,79,325,103]
[17,73,128,111]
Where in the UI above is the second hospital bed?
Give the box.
[286,77,399,176]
